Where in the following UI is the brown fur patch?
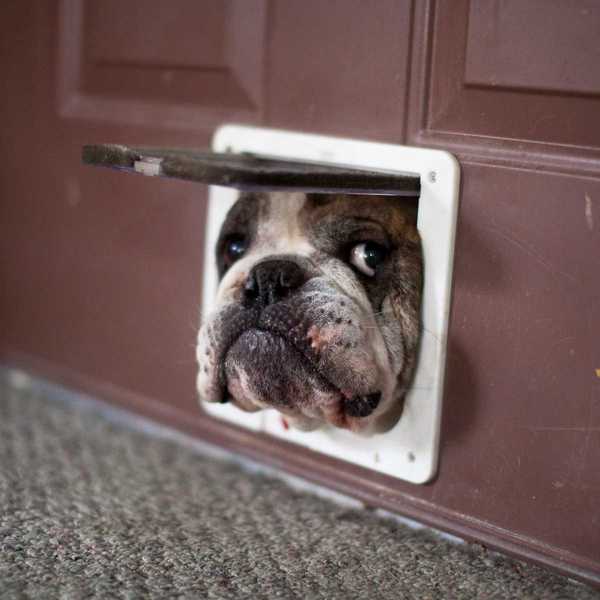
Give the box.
[302,193,418,243]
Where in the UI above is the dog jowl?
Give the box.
[197,192,423,435]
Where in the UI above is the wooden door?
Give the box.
[1,0,599,585]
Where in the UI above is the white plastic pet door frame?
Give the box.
[202,125,460,484]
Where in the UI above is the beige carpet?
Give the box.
[0,370,597,599]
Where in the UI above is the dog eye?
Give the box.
[223,235,247,268]
[349,242,388,276]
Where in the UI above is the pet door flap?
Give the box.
[81,144,420,196]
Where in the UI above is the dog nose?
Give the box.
[243,259,305,308]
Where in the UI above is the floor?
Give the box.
[1,370,598,599]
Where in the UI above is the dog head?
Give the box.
[197,192,422,435]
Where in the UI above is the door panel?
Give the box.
[409,0,600,179]
[428,0,600,148]
[465,1,600,96]
[58,0,266,131]
[1,0,599,586]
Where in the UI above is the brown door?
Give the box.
[1,0,599,585]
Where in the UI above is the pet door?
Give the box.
[83,125,460,483]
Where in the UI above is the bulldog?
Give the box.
[196,192,422,435]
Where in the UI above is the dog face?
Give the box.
[197,192,422,435]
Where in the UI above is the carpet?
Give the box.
[0,371,597,599]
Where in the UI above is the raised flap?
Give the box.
[81,144,421,196]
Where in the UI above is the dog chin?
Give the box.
[225,329,338,407]
[224,328,339,421]
[222,328,389,433]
